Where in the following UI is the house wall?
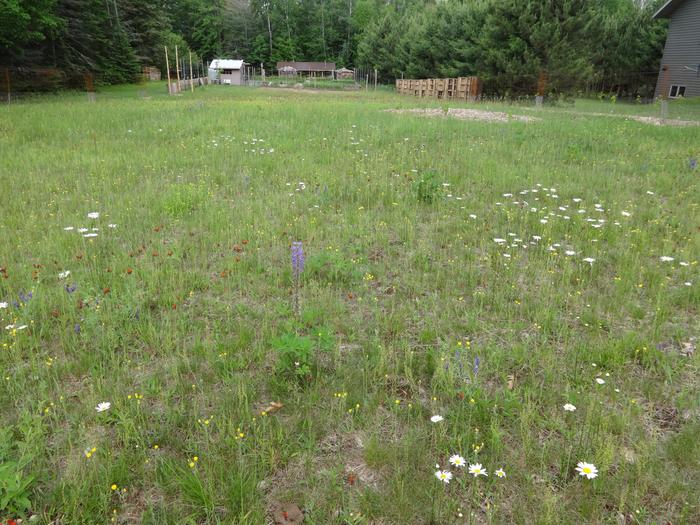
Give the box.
[220,70,242,85]
[655,0,700,98]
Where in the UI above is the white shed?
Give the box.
[208,59,245,85]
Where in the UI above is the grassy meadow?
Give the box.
[0,82,699,524]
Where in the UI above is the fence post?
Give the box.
[165,46,172,94]
[4,68,10,103]
[85,73,96,102]
[174,46,181,92]
[189,52,194,92]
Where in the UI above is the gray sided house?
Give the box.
[654,0,700,98]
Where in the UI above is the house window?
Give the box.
[669,85,686,98]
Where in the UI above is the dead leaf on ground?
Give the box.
[507,374,515,390]
[261,401,284,415]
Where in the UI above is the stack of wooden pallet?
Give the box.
[395,77,482,100]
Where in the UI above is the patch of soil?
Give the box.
[262,431,381,520]
[384,107,540,123]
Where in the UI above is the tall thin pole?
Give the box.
[164,46,172,95]
[374,68,377,90]
[4,68,10,103]
[189,52,194,92]
[175,45,181,92]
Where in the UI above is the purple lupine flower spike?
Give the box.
[473,356,480,376]
[291,242,304,279]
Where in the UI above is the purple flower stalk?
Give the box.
[473,356,480,376]
[65,283,77,294]
[291,241,304,279]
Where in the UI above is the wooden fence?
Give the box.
[396,77,482,100]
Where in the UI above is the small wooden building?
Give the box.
[276,61,336,78]
[142,67,161,81]
[208,59,245,85]
[335,67,354,80]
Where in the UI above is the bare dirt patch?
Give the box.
[385,107,540,123]
[522,107,700,127]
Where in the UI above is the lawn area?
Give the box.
[0,83,698,524]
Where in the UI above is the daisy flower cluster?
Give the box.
[434,453,506,484]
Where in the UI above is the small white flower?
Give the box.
[449,454,466,467]
[685,282,692,287]
[495,468,506,478]
[565,250,576,256]
[575,461,598,479]
[430,415,444,423]
[95,402,111,412]
[78,228,88,233]
[0,302,7,309]
[64,226,74,231]
[563,403,577,412]
[468,463,488,477]
[583,257,596,264]
[83,233,98,238]
[493,238,506,244]
[58,270,71,280]
[659,256,674,262]
[469,214,477,219]
[108,224,117,229]
[87,212,100,219]
[621,211,631,217]
[435,470,453,483]
[595,378,605,385]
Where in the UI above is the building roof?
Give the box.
[654,0,687,18]
[277,61,336,72]
[209,59,244,70]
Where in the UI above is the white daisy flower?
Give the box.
[583,257,596,264]
[108,224,117,229]
[0,302,7,309]
[563,403,577,412]
[575,461,598,479]
[595,378,605,385]
[468,463,488,477]
[565,250,576,256]
[430,415,444,423]
[58,270,71,280]
[495,468,506,478]
[83,233,98,238]
[659,256,674,262]
[435,470,453,484]
[95,402,111,412]
[87,212,100,219]
[449,454,466,467]
[64,226,74,231]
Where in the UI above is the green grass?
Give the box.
[0,82,698,524]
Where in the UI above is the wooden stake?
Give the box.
[175,46,181,92]
[189,52,194,92]
[164,46,172,95]
[4,68,10,103]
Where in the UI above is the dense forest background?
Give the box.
[1,0,668,94]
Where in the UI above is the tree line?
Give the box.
[1,0,667,95]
